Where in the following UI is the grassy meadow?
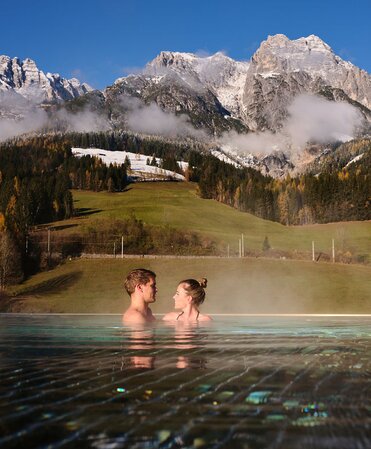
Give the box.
[3,182,369,315]
[5,257,371,314]
[52,182,371,259]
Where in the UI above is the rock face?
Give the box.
[105,52,249,134]
[1,35,371,168]
[105,35,371,135]
[0,56,92,102]
[2,35,371,135]
[242,34,371,131]
[146,51,250,118]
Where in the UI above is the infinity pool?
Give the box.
[0,315,370,448]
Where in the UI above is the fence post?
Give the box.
[47,229,51,255]
[332,238,335,263]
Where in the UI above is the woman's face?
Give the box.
[173,283,192,309]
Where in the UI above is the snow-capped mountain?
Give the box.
[146,51,250,118]
[104,34,371,136]
[1,35,370,177]
[242,34,371,130]
[0,55,92,102]
[105,64,246,135]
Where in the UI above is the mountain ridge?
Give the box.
[1,34,370,177]
[0,55,92,102]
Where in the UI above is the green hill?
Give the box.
[53,182,371,261]
[5,257,371,314]
[4,182,370,314]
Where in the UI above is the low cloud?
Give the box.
[286,94,362,147]
[0,90,111,141]
[220,94,363,155]
[0,88,363,150]
[54,108,111,133]
[121,95,206,139]
[220,129,288,155]
[0,91,48,140]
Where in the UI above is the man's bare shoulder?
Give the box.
[122,309,147,324]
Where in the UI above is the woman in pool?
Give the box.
[163,278,212,322]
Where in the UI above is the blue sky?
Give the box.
[1,0,370,89]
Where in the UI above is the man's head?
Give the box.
[124,268,157,303]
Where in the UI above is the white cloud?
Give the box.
[219,94,363,155]
[121,95,206,139]
[0,90,111,141]
[285,94,362,147]
[0,91,48,140]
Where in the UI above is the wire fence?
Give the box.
[25,229,368,266]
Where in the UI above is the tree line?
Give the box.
[0,132,369,289]
[196,153,370,225]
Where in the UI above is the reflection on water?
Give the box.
[0,315,370,448]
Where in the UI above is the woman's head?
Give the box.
[177,278,207,307]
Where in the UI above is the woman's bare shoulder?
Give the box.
[198,314,212,322]
[162,312,179,321]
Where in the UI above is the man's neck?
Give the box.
[130,295,149,315]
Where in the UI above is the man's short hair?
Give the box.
[124,268,156,295]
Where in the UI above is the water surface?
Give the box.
[0,314,370,448]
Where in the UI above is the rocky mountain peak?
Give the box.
[251,34,337,74]
[0,55,93,102]
[147,51,197,74]
[144,50,250,118]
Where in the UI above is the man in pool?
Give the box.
[122,268,157,324]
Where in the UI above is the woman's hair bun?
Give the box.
[199,278,207,289]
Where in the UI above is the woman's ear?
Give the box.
[187,295,193,304]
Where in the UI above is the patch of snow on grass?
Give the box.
[71,147,187,181]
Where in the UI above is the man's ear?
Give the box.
[135,284,143,292]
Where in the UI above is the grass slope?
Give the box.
[6,257,371,314]
[55,182,371,259]
[7,182,369,314]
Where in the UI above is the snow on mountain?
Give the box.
[1,35,370,177]
[239,35,371,132]
[252,34,338,76]
[210,146,295,178]
[0,55,92,102]
[146,51,250,117]
[71,148,187,181]
[138,36,371,134]
[345,153,364,167]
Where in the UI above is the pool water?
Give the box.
[0,315,370,448]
